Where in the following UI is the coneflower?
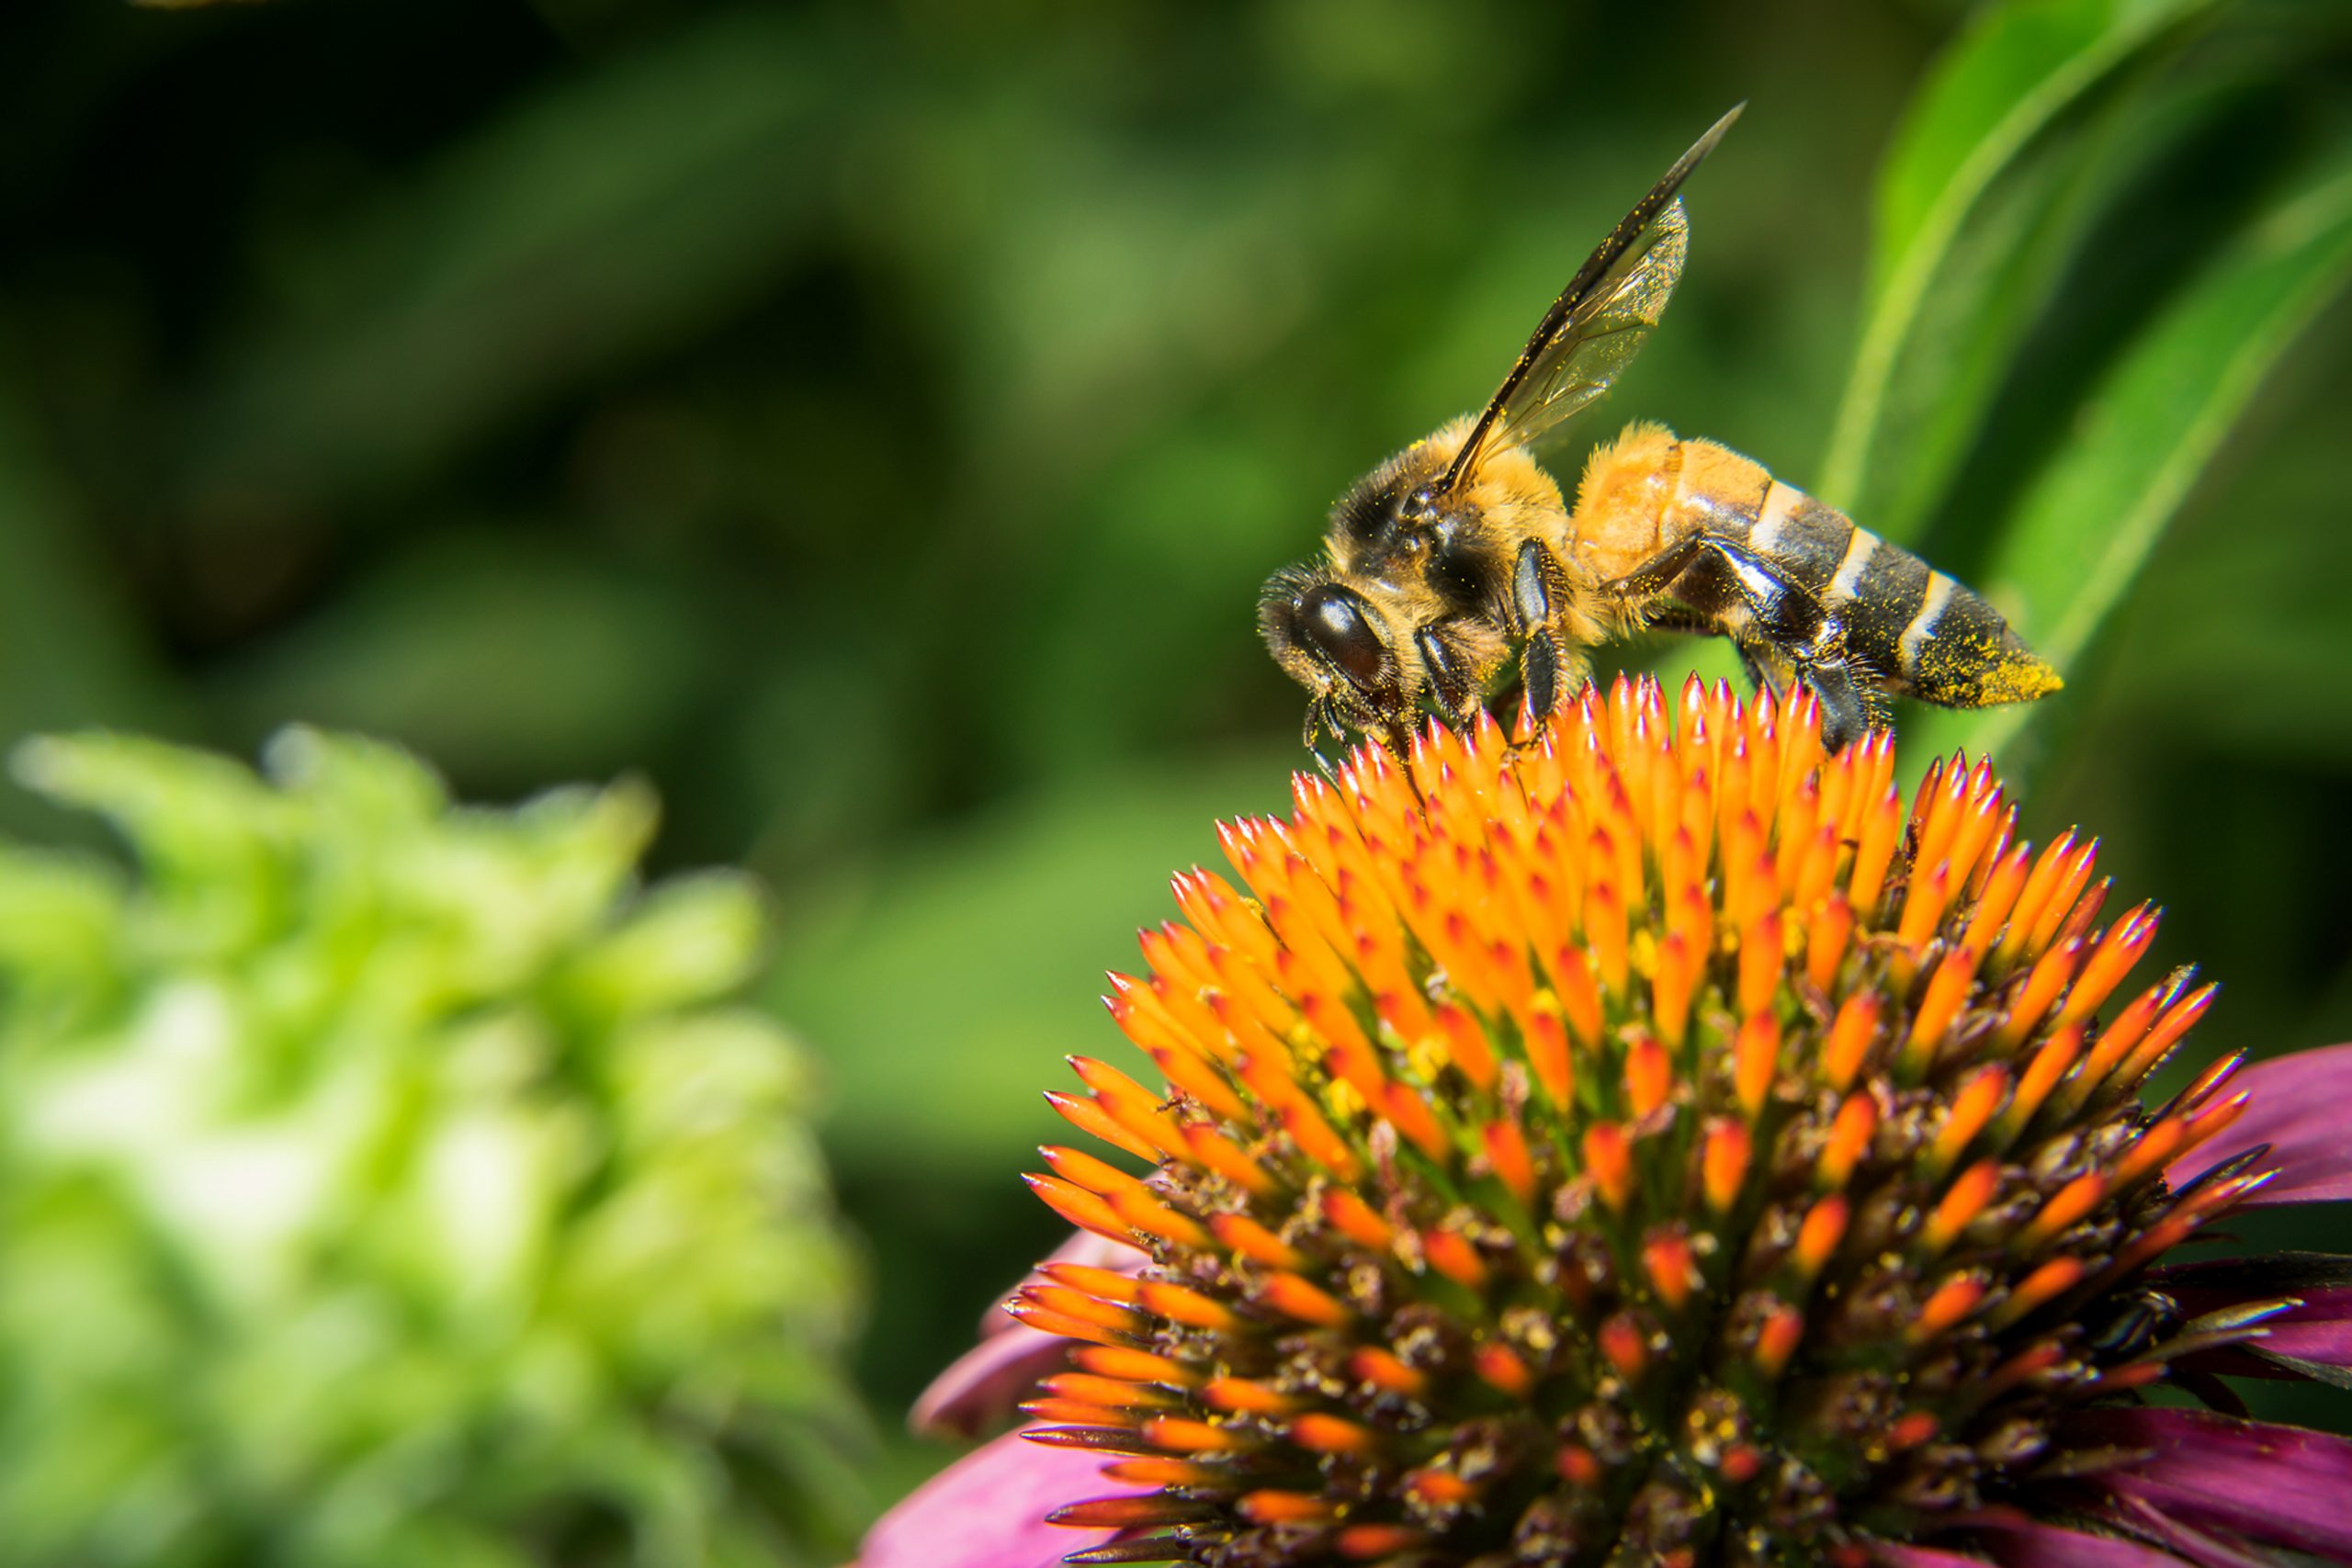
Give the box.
[864,677,2352,1568]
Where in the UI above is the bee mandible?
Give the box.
[1259,107,2060,755]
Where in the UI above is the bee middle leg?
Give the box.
[1605,536,1882,750]
[1641,601,1769,682]
[1651,602,1807,705]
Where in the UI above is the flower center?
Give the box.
[1019,678,2259,1567]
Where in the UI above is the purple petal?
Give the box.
[1959,1520,2190,1566]
[1877,1513,2199,1566]
[2068,1405,2352,1557]
[2154,1255,2352,1374]
[857,1431,1131,1568]
[2256,1287,2352,1367]
[910,1323,1079,1438]
[976,1231,1146,1339]
[914,1231,1148,1437]
[2168,1042,2352,1206]
[1866,1512,2199,1567]
[2094,1495,2282,1568]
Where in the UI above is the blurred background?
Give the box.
[4,0,2351,1559]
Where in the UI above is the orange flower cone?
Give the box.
[870,677,2352,1568]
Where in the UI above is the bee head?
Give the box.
[1259,565,1408,744]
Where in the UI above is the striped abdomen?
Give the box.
[1735,471,2055,707]
[1572,428,2060,710]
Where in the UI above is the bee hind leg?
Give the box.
[1605,535,1884,750]
[1792,649,1880,751]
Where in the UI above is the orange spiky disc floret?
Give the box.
[1025,677,2259,1567]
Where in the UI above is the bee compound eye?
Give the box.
[1297,585,1392,693]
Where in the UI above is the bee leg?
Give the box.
[1644,602,1790,707]
[1711,551,1882,748]
[1510,538,1579,721]
[1606,536,1883,749]
[1414,624,1480,728]
[1796,646,1876,751]
[1608,536,1779,693]
[1642,603,1775,687]
[1639,604,1711,637]
[1303,694,1336,751]
[1521,637,1563,724]
[1731,642,1776,695]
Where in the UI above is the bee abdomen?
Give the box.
[1740,479,1855,592]
[1740,479,2059,709]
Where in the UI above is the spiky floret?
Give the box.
[1018,676,2267,1568]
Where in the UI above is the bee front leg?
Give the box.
[1303,693,1339,751]
[1413,624,1479,728]
[1510,539,1586,722]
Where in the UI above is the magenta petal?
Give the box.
[975,1231,1147,1339]
[2155,1255,2352,1372]
[2260,1286,2352,1366]
[1958,1520,2189,1566]
[2167,1042,2352,1206]
[915,1231,1148,1436]
[910,1323,1077,1438]
[857,1431,1131,1568]
[2096,1494,2282,1568]
[2068,1406,2352,1556]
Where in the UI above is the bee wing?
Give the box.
[1444,106,1739,491]
[1488,199,1689,452]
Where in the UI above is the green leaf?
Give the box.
[1819,0,2222,538]
[2089,389,2352,761]
[1904,138,2352,767]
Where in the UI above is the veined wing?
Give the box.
[1444,105,1740,490]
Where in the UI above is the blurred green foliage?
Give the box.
[0,730,861,1565]
[4,0,2351,1532]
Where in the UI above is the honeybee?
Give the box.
[1259,107,2060,754]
